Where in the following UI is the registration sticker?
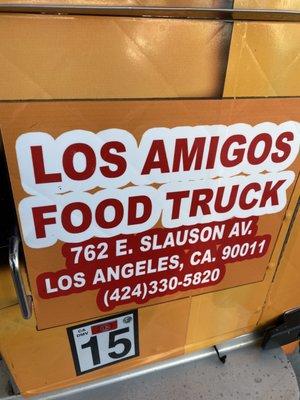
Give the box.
[67,310,139,375]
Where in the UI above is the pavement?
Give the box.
[288,346,300,389]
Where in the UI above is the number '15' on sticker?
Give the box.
[67,310,139,375]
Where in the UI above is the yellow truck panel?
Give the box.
[0,3,299,396]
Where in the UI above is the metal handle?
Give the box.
[8,230,32,319]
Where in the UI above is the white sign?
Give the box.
[67,310,139,375]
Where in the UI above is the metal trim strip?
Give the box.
[0,5,299,22]
[32,332,262,399]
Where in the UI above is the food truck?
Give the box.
[0,1,299,398]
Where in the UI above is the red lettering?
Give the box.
[63,143,96,180]
[215,185,239,213]
[260,180,285,207]
[272,132,293,163]
[206,136,219,169]
[32,205,57,238]
[100,141,127,178]
[61,202,92,233]
[172,137,205,172]
[128,195,152,225]
[31,146,62,184]
[95,199,123,229]
[166,191,190,219]
[240,183,260,209]
[220,135,246,167]
[248,133,272,165]
[189,189,213,217]
[141,140,170,175]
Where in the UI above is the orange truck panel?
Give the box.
[0,14,230,100]
[0,4,299,396]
